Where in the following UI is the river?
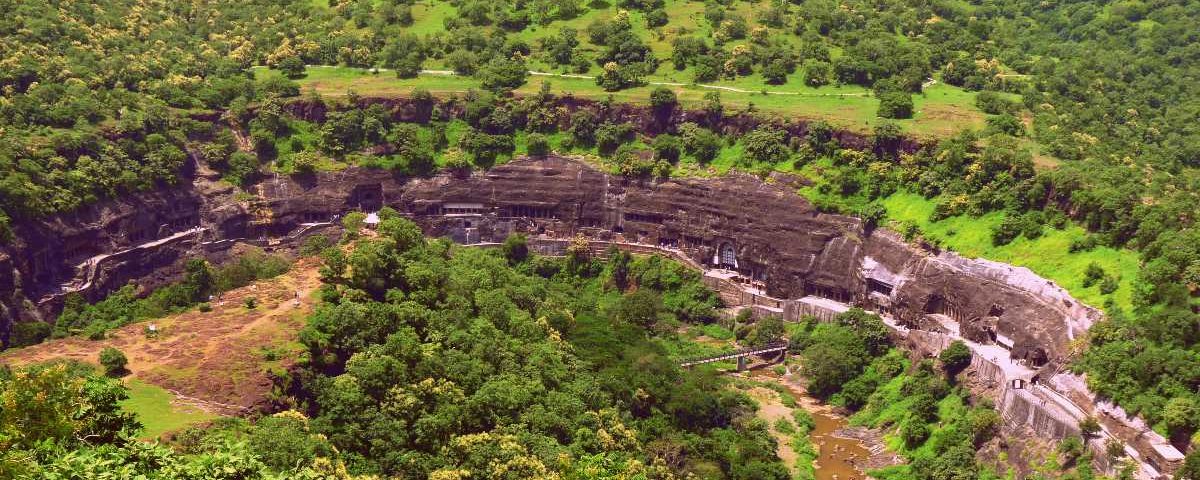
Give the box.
[747,370,876,480]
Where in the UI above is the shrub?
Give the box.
[680,123,721,163]
[198,302,212,313]
[975,91,1017,115]
[762,60,789,85]
[1019,211,1044,240]
[991,215,1022,246]
[987,114,1024,136]
[1069,235,1099,253]
[85,323,109,341]
[10,321,51,347]
[99,347,128,377]
[1059,437,1084,465]
[1079,416,1101,438]
[1083,262,1106,288]
[526,133,550,156]
[645,9,668,27]
[651,134,681,163]
[773,417,795,435]
[1099,274,1119,294]
[244,297,258,310]
[1106,439,1126,460]
[299,232,332,255]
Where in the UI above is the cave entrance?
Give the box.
[718,242,738,269]
[923,294,945,315]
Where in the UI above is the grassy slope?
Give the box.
[881,192,1139,312]
[121,379,218,439]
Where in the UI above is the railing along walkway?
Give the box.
[679,341,789,368]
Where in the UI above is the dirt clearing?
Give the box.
[1,256,324,414]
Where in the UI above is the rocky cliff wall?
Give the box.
[1,157,1089,367]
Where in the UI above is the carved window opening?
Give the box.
[867,278,894,295]
[443,203,486,215]
[504,205,554,219]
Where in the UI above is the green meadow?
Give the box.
[121,380,219,440]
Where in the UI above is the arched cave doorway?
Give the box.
[718,242,738,269]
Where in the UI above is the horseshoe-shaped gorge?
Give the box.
[0,155,1183,477]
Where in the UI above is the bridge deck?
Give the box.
[679,342,788,367]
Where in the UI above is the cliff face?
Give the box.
[0,157,1095,365]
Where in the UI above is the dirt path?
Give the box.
[1,256,325,413]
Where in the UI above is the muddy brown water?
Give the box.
[749,370,874,480]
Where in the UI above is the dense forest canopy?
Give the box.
[2,219,801,478]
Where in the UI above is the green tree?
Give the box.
[651,134,681,163]
[762,60,788,85]
[502,233,529,265]
[801,324,869,398]
[680,123,722,163]
[939,341,972,377]
[746,316,785,347]
[877,91,914,119]
[649,87,677,116]
[277,56,307,79]
[804,61,832,87]
[1079,416,1101,438]
[342,211,367,239]
[479,56,530,93]
[1163,396,1198,439]
[742,127,790,165]
[615,289,662,330]
[1178,450,1200,480]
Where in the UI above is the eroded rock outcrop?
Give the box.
[2,156,1095,368]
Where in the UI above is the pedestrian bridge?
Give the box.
[680,340,789,370]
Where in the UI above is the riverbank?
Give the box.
[737,366,902,479]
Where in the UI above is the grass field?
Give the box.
[269,66,987,138]
[121,379,218,439]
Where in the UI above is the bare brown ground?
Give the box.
[748,386,802,477]
[919,104,987,136]
[0,256,325,413]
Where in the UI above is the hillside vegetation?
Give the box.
[3,0,1200,474]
